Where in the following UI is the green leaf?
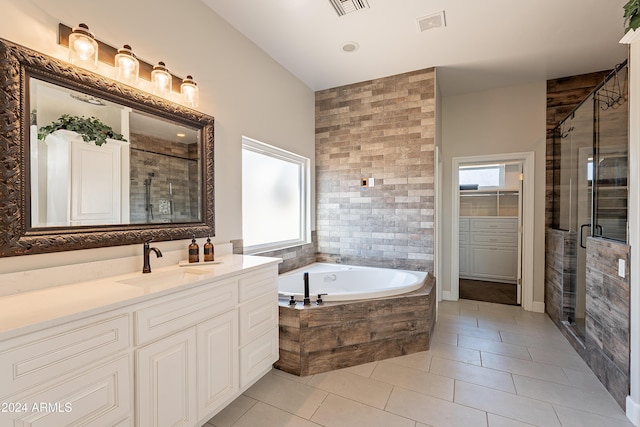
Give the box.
[37,114,127,146]
[624,0,640,31]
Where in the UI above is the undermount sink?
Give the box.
[117,268,211,288]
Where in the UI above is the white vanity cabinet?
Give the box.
[0,311,133,426]
[0,257,280,427]
[133,279,239,427]
[131,263,278,426]
[238,268,279,388]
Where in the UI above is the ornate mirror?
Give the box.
[0,37,215,256]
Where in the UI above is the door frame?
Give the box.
[450,151,536,311]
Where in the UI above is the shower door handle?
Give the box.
[594,224,603,236]
[579,224,591,249]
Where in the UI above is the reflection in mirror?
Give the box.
[29,78,201,228]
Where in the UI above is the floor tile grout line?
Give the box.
[306,390,331,424]
[226,396,258,427]
[551,402,635,424]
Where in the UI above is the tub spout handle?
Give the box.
[316,293,327,305]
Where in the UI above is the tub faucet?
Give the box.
[142,241,163,274]
[303,272,311,305]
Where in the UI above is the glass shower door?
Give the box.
[571,94,595,339]
[594,66,629,242]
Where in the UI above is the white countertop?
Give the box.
[0,254,281,341]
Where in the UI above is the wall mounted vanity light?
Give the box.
[58,23,198,107]
[181,75,199,108]
[114,44,139,85]
[151,61,172,96]
[68,23,98,69]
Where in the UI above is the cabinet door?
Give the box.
[136,329,197,427]
[197,311,238,419]
[459,244,469,277]
[70,138,123,225]
[239,327,279,389]
[469,246,518,282]
[1,355,131,427]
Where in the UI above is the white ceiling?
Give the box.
[201,0,629,95]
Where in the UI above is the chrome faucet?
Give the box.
[142,241,163,273]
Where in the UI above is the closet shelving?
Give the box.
[459,188,520,217]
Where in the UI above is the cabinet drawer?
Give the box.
[459,218,470,231]
[470,218,517,232]
[470,247,518,282]
[238,267,278,303]
[1,354,131,427]
[459,232,469,244]
[239,296,278,347]
[0,313,129,398]
[135,280,237,345]
[239,327,279,389]
[470,233,517,247]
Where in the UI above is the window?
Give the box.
[459,164,505,189]
[242,137,310,253]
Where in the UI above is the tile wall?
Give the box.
[585,237,631,408]
[315,68,436,272]
[129,133,199,223]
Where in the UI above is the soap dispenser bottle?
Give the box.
[204,235,214,262]
[188,235,199,263]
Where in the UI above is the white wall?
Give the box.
[441,82,547,305]
[0,0,315,274]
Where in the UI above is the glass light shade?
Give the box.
[181,75,199,108]
[151,61,172,96]
[115,45,139,85]
[68,23,98,69]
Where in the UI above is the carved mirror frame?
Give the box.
[0,37,215,257]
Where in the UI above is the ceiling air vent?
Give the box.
[329,0,370,17]
[416,11,446,32]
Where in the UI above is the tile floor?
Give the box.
[206,299,634,427]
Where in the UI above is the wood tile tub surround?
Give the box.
[274,274,435,376]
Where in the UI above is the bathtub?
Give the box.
[278,263,427,302]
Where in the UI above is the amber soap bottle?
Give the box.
[204,236,214,262]
[188,236,199,263]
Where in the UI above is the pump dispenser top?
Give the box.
[204,235,214,262]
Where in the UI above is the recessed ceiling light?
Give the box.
[342,42,359,53]
[176,133,186,138]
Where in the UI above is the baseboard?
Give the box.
[442,290,454,301]
[531,301,545,313]
[627,395,640,426]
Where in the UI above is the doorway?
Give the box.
[451,152,535,311]
[457,161,522,305]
